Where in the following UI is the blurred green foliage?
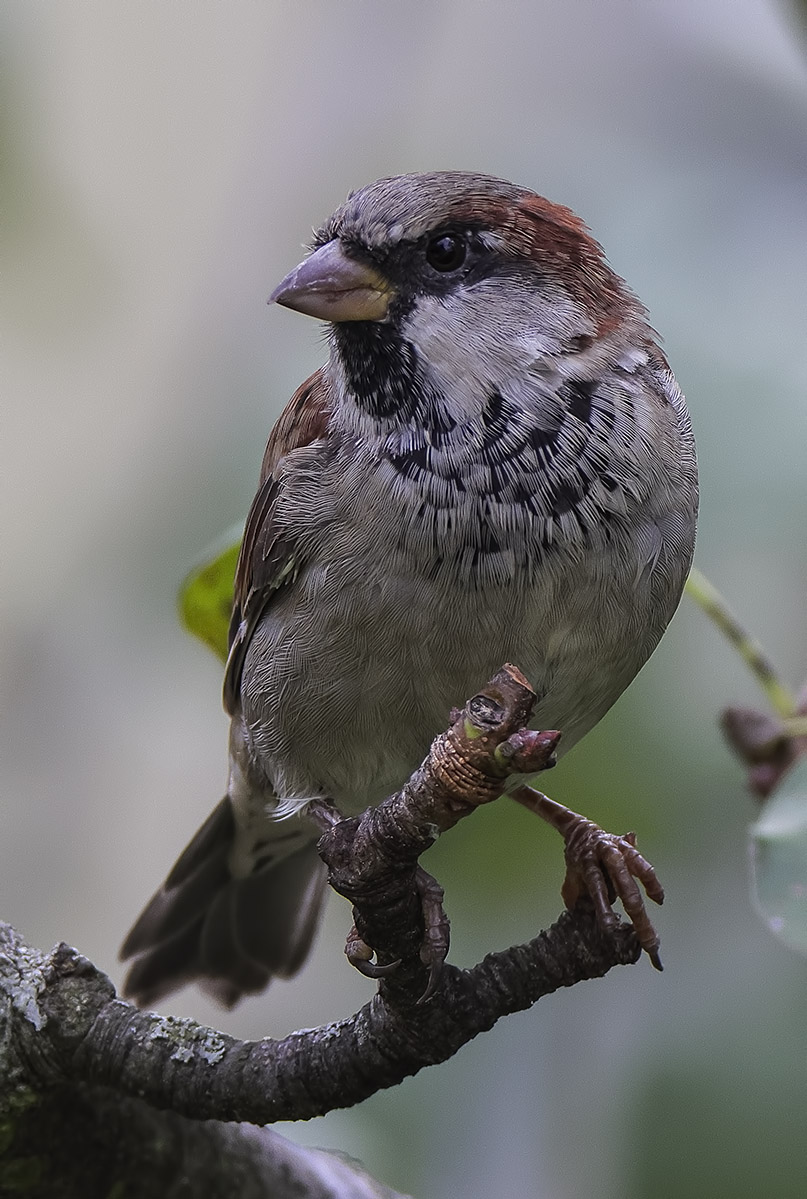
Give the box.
[178,526,242,662]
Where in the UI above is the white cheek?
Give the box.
[401,282,591,415]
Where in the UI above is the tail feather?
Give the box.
[232,849,329,978]
[120,919,209,1009]
[120,796,328,1008]
[196,886,273,996]
[120,798,233,959]
[164,796,235,888]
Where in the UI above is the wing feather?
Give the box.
[223,368,333,714]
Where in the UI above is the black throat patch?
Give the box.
[331,321,428,424]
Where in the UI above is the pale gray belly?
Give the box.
[238,538,665,816]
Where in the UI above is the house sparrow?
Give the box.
[121,171,698,1008]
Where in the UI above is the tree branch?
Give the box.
[1,664,647,1196]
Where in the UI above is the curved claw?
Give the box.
[349,953,402,980]
[417,958,444,1005]
[345,924,401,979]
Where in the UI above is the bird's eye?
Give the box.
[425,231,467,272]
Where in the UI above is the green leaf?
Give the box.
[178,525,242,662]
[749,756,807,956]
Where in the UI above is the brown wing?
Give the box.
[223,367,333,715]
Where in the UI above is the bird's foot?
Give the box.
[344,866,451,1000]
[414,865,450,1002]
[512,785,665,969]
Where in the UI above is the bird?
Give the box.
[120,171,698,1008]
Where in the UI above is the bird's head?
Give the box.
[270,171,640,428]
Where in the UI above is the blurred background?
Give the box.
[2,1,807,1195]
